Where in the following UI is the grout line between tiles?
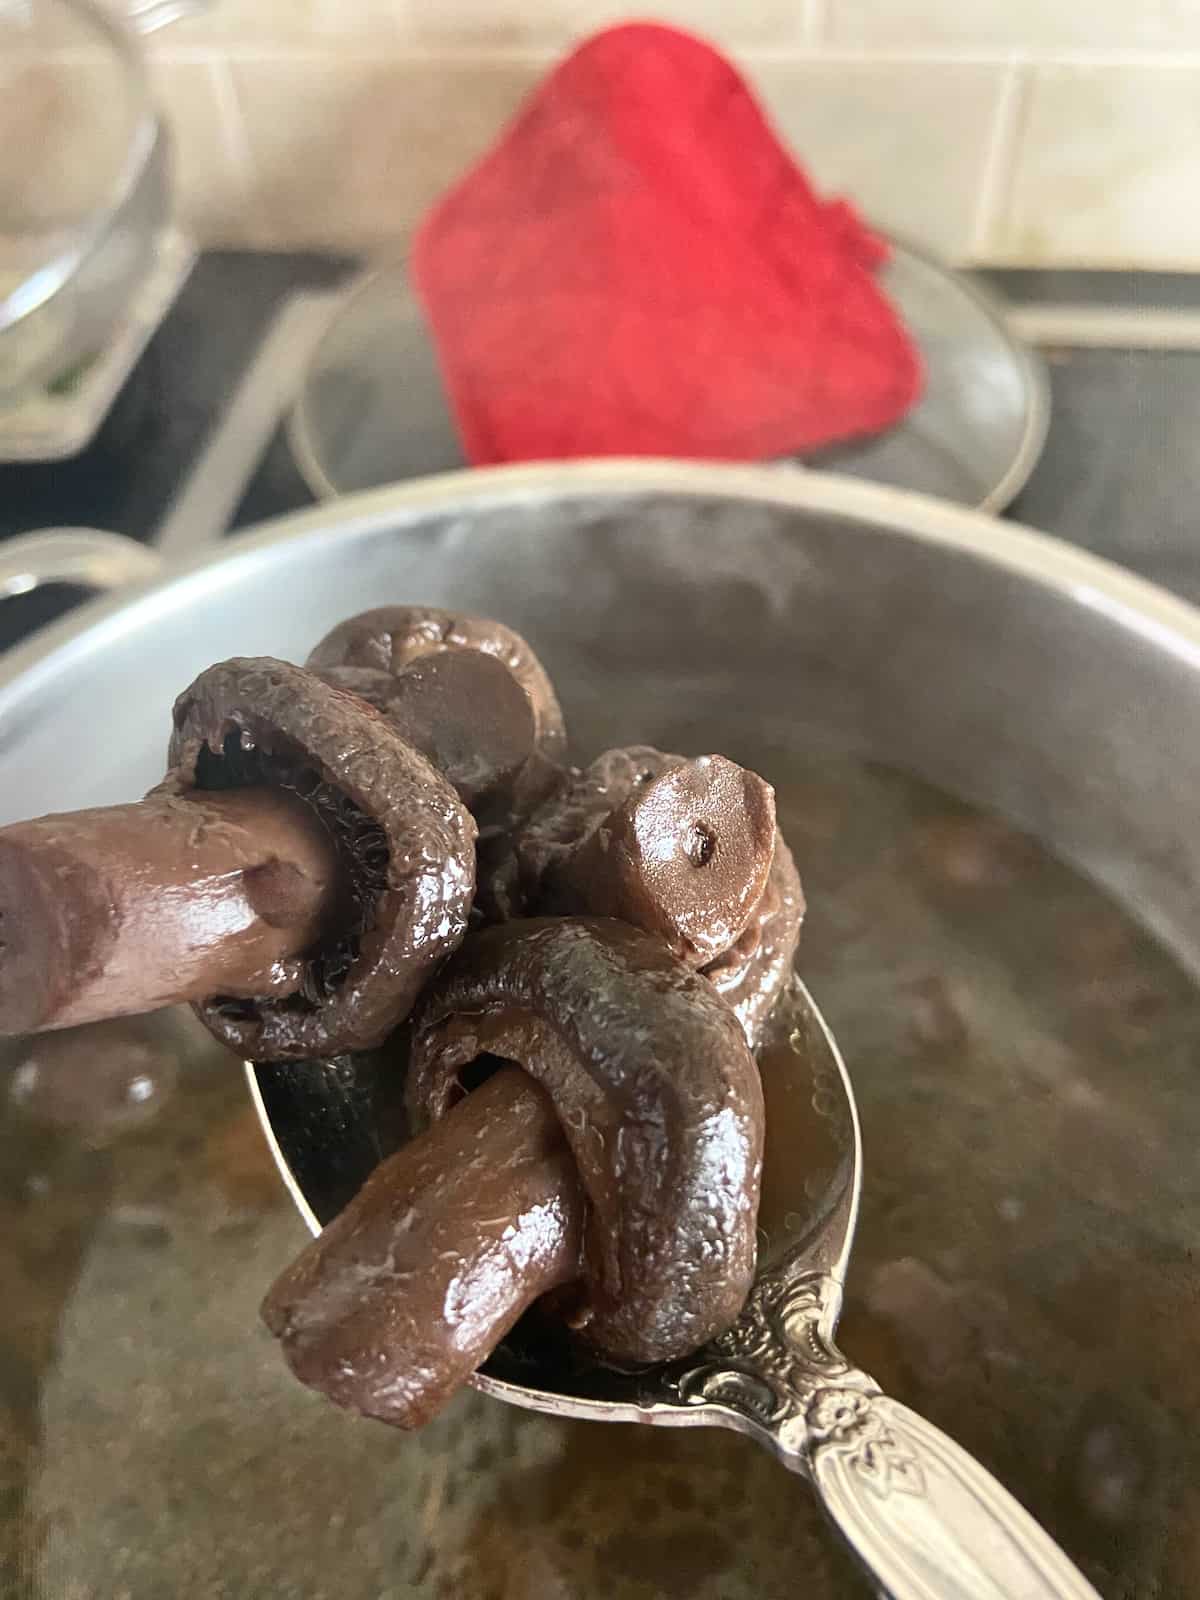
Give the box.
[307,45,1200,67]
[802,0,830,47]
[91,40,1200,67]
[969,60,1030,263]
[208,53,255,199]
[27,37,1200,65]
[740,43,1200,67]
[167,43,561,65]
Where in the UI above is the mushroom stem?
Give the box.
[261,1066,585,1429]
[0,787,339,1037]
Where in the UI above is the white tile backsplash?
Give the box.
[556,0,808,47]
[150,57,251,238]
[995,64,1200,266]
[312,0,405,37]
[140,0,319,47]
[230,56,539,249]
[390,0,807,49]
[754,60,1005,260]
[115,0,1200,267]
[827,0,1200,53]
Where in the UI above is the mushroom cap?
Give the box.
[165,657,476,1061]
[312,650,538,816]
[307,606,567,763]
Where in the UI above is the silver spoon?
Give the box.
[247,978,1101,1600]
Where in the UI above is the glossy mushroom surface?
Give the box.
[0,785,339,1036]
[307,606,567,763]
[540,753,777,966]
[166,658,477,1060]
[261,1066,583,1428]
[504,747,679,906]
[407,917,764,1364]
[702,833,806,1047]
[313,651,541,821]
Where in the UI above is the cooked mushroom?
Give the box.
[0,785,339,1036]
[541,752,776,966]
[167,657,476,1061]
[489,743,804,1042]
[485,744,780,964]
[313,648,545,826]
[262,917,765,1425]
[307,606,567,763]
[406,917,764,1365]
[702,833,806,1047]
[261,1065,583,1428]
[502,746,679,905]
[0,655,483,1055]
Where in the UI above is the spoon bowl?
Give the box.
[249,976,1100,1599]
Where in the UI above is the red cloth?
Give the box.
[413,22,922,465]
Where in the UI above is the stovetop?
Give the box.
[2,253,1200,655]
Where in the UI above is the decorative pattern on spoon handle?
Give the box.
[806,1393,1104,1599]
[675,1266,1102,1600]
[674,1265,871,1437]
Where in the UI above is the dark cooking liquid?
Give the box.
[2,752,1199,1600]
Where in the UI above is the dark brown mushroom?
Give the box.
[491,742,804,1044]
[166,657,476,1061]
[485,745,778,966]
[543,754,776,966]
[0,785,339,1037]
[503,746,680,907]
[312,648,550,828]
[407,917,764,1365]
[701,832,805,1047]
[306,606,567,763]
[261,1065,584,1429]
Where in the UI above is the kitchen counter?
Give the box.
[2,252,1200,650]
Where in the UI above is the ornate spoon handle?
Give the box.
[679,1270,1101,1600]
[804,1386,1101,1600]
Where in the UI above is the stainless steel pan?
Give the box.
[4,461,1196,977]
[2,462,1198,1597]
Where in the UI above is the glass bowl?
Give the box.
[0,0,166,399]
